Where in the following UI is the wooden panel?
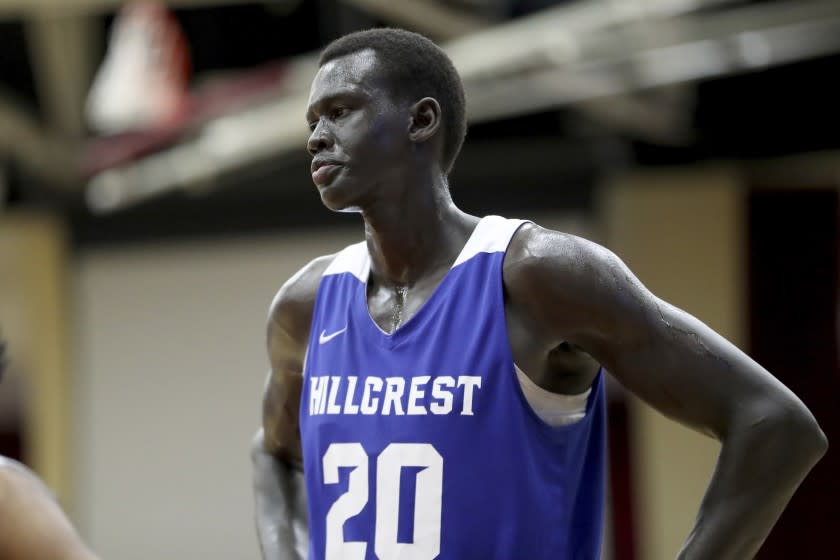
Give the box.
[0,212,71,506]
[601,167,743,560]
[748,189,839,559]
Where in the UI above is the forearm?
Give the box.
[678,408,827,559]
[252,430,308,560]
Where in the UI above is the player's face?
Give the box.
[305,49,410,212]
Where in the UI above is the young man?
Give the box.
[252,29,826,559]
[0,337,100,560]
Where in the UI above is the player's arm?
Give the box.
[252,255,334,560]
[0,460,100,560]
[505,224,827,560]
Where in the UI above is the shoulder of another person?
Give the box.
[0,458,51,503]
[0,457,32,481]
[0,456,22,472]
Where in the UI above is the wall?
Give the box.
[74,228,358,560]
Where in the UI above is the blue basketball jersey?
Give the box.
[300,216,606,560]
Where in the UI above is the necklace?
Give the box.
[391,285,408,331]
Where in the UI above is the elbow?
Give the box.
[252,427,302,470]
[764,402,828,466]
[251,428,269,464]
[798,413,829,462]
[730,395,828,468]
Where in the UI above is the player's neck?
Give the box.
[361,177,474,287]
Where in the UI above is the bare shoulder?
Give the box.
[261,255,336,461]
[269,253,337,315]
[0,456,27,474]
[504,222,625,294]
[0,457,99,560]
[267,253,337,345]
[0,458,55,520]
[0,457,50,498]
[0,457,20,505]
[503,222,649,348]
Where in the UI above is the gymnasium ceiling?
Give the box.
[0,0,838,243]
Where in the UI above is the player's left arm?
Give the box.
[504,224,827,560]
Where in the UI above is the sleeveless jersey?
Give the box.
[299,216,607,560]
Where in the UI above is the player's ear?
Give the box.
[408,97,442,144]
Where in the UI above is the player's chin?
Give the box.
[318,177,356,212]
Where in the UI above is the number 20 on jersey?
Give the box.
[323,442,443,560]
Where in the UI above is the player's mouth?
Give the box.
[312,163,344,187]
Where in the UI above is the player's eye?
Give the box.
[329,106,348,120]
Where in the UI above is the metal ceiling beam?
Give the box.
[444,0,737,78]
[0,12,103,191]
[0,0,277,19]
[339,0,489,40]
[464,0,840,123]
[83,0,840,212]
[25,12,99,138]
[578,86,696,146]
[0,91,77,186]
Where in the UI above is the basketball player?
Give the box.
[252,29,826,559]
[0,336,100,560]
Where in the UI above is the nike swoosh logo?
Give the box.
[319,326,347,345]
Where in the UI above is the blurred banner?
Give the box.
[86,1,191,134]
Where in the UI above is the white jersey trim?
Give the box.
[321,216,527,281]
[515,364,589,427]
[452,216,527,268]
[322,240,370,282]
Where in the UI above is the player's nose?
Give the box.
[307,122,334,156]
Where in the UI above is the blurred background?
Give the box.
[0,0,838,558]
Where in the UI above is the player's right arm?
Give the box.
[252,255,334,560]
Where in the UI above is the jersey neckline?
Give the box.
[355,215,508,347]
